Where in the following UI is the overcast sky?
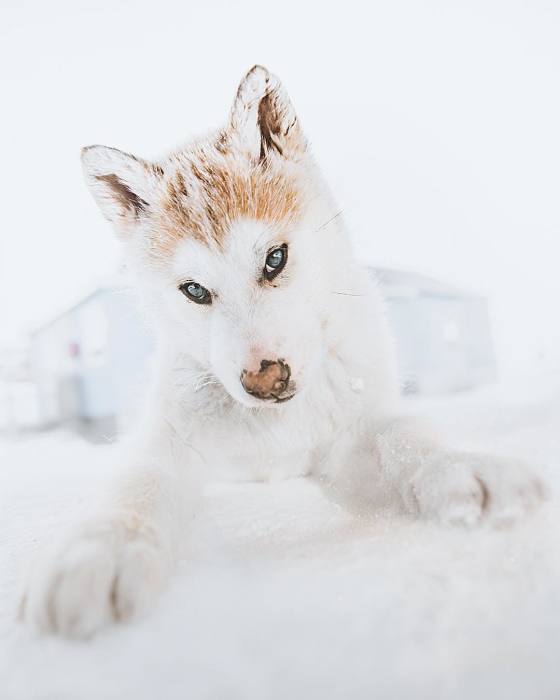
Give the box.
[1,0,559,372]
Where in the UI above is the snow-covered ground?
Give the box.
[1,376,560,700]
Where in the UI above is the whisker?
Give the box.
[315,209,344,233]
[195,378,220,391]
[193,376,215,392]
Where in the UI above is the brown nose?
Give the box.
[240,359,293,402]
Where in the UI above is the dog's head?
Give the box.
[82,66,342,408]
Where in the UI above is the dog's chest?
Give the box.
[189,399,340,482]
[216,446,312,482]
[192,416,313,482]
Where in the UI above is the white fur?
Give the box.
[22,66,546,638]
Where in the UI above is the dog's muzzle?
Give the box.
[240,359,295,403]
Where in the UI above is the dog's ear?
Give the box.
[230,65,306,162]
[81,145,163,230]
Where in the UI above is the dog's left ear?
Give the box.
[230,65,306,162]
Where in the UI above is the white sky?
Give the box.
[1,0,559,372]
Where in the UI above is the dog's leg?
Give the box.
[373,416,547,526]
[21,421,202,638]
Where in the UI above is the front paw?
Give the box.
[21,516,170,638]
[408,452,547,526]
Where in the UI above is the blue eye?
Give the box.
[264,244,288,281]
[179,281,212,305]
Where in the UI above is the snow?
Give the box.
[1,377,560,700]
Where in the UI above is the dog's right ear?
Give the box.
[81,145,163,231]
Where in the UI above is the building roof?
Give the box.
[31,273,128,337]
[370,267,479,300]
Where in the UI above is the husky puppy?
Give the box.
[22,66,545,638]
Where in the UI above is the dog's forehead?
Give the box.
[150,137,302,262]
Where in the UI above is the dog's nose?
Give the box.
[240,359,293,402]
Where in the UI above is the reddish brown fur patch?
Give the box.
[152,153,301,257]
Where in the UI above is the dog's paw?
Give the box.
[20,516,170,639]
[408,451,547,526]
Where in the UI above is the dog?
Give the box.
[21,65,545,638]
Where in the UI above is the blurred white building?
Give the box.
[0,346,41,433]
[25,268,496,439]
[375,268,496,394]
[29,286,153,440]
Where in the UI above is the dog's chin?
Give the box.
[232,391,297,409]
[220,382,299,409]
